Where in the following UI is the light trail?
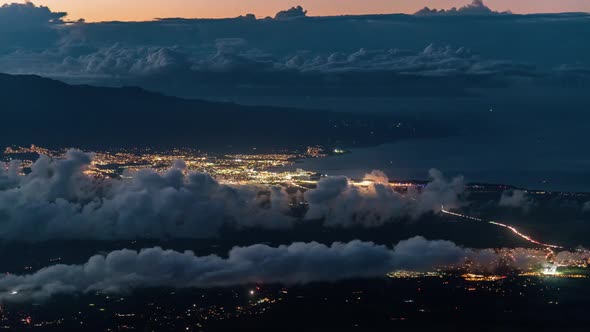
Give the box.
[440,207,482,221]
[488,221,563,249]
[440,206,564,249]
[288,181,313,190]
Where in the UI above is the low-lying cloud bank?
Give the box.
[3,41,539,99]
[1,236,584,302]
[0,150,293,241]
[306,169,463,227]
[1,2,589,100]
[0,151,464,241]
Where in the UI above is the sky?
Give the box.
[22,0,590,21]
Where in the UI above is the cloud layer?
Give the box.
[1,3,589,100]
[2,236,585,302]
[0,151,464,242]
[415,0,509,16]
[0,150,293,241]
[0,237,466,302]
[499,190,532,210]
[305,169,464,227]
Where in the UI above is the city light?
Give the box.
[441,206,564,249]
[542,264,559,276]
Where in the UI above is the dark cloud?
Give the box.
[0,150,293,242]
[0,2,66,25]
[275,6,308,20]
[0,237,466,302]
[0,2,66,51]
[304,169,464,227]
[0,3,588,100]
[17,42,530,77]
[1,236,586,302]
[1,42,536,99]
[415,0,509,16]
[60,44,192,76]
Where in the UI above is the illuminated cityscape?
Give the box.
[2,145,322,185]
[1,1,590,329]
[0,144,589,330]
[2,145,423,190]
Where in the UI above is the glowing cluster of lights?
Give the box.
[461,274,507,282]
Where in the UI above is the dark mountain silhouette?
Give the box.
[0,73,446,150]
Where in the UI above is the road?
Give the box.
[440,206,563,249]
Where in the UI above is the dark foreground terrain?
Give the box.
[2,276,590,331]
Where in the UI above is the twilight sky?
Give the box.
[23,0,590,21]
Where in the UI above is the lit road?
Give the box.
[440,206,564,249]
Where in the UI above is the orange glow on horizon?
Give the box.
[14,0,590,22]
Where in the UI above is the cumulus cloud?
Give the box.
[0,152,466,241]
[0,150,293,241]
[0,237,466,302]
[0,40,537,99]
[415,0,509,16]
[36,42,533,87]
[282,44,533,77]
[0,2,66,51]
[409,169,465,214]
[0,2,66,25]
[304,169,464,227]
[1,236,585,302]
[0,2,585,99]
[0,1,590,97]
[60,44,192,76]
[275,6,307,20]
[499,190,533,210]
[0,4,543,99]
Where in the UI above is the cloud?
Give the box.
[275,6,308,20]
[0,2,66,25]
[60,44,192,76]
[146,43,536,99]
[409,169,465,214]
[0,150,294,242]
[0,160,20,189]
[0,3,587,99]
[283,45,533,77]
[0,237,467,302]
[0,2,66,51]
[23,42,530,81]
[415,0,509,16]
[2,236,586,302]
[0,152,466,241]
[499,190,533,210]
[0,41,542,102]
[304,169,464,227]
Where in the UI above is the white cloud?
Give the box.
[0,237,466,302]
[0,150,293,241]
[304,169,464,227]
[1,235,584,302]
[499,190,532,210]
[0,152,466,241]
